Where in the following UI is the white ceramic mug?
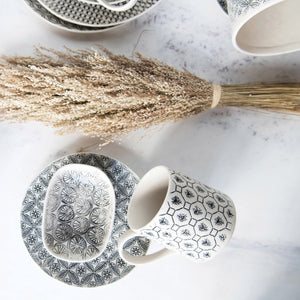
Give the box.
[96,0,137,12]
[118,166,236,264]
[227,0,300,55]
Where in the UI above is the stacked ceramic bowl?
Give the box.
[21,153,150,287]
[25,0,162,32]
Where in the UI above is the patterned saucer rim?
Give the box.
[24,0,122,32]
[217,0,228,14]
[21,153,150,287]
[35,0,162,27]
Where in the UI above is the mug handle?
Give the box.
[96,0,137,12]
[118,229,174,265]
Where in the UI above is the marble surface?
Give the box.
[0,0,299,299]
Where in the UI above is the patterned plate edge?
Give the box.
[20,152,150,287]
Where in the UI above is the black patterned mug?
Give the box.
[118,166,236,264]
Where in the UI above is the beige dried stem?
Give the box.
[0,46,299,144]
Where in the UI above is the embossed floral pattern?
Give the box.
[43,164,115,262]
[21,153,149,287]
[72,217,90,234]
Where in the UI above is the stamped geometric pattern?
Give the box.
[37,0,161,26]
[21,153,149,287]
[43,165,115,262]
[24,0,120,32]
[141,170,236,261]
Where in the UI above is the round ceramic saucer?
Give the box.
[217,0,228,13]
[36,0,161,27]
[24,0,121,32]
[21,153,149,287]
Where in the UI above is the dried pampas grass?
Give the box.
[0,46,299,144]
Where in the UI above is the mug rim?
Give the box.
[231,0,300,56]
[126,166,237,262]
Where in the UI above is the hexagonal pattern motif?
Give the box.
[140,169,236,262]
[38,0,161,27]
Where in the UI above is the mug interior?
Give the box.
[235,0,300,55]
[128,166,169,230]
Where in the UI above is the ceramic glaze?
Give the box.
[36,0,161,27]
[24,0,120,32]
[21,153,149,287]
[95,0,138,12]
[42,164,115,262]
[223,0,300,55]
[119,166,236,264]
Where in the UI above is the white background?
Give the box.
[0,0,299,299]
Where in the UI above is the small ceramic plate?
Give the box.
[43,164,115,262]
[217,0,228,13]
[24,0,121,32]
[36,0,161,27]
[21,153,149,287]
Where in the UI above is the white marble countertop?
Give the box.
[0,0,299,299]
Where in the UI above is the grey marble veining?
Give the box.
[0,0,299,299]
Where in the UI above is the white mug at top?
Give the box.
[118,166,236,264]
[227,0,300,55]
[96,0,137,12]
